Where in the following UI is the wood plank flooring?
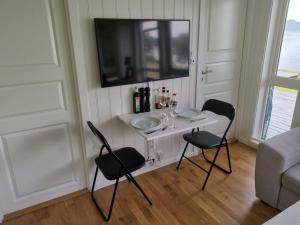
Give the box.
[2,143,278,225]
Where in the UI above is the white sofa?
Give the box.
[255,127,300,210]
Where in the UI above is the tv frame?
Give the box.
[94,18,191,88]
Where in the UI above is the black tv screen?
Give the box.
[94,19,190,87]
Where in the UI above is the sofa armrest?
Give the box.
[255,127,300,207]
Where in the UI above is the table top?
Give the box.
[263,201,300,225]
[117,110,218,141]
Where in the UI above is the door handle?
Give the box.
[201,69,213,75]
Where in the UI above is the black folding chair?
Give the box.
[176,99,235,190]
[87,121,152,221]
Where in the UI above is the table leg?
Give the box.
[145,140,156,166]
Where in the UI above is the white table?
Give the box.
[118,110,218,161]
[263,201,300,225]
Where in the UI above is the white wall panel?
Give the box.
[164,0,175,19]
[0,82,65,118]
[0,0,58,67]
[78,0,200,187]
[2,124,74,197]
[116,0,129,18]
[153,0,164,18]
[102,0,116,18]
[141,0,153,18]
[129,0,141,18]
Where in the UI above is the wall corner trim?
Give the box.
[64,0,91,189]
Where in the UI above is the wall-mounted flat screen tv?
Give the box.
[94,18,190,88]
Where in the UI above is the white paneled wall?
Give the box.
[77,0,200,187]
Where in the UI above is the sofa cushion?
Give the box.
[282,163,300,196]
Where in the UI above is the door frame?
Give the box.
[64,0,92,189]
[195,0,206,109]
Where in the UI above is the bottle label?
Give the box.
[135,97,140,112]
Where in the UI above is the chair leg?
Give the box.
[176,142,189,170]
[125,174,132,182]
[201,147,221,190]
[128,174,152,206]
[91,167,120,222]
[225,139,232,173]
[201,144,232,174]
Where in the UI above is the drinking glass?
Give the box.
[159,97,168,126]
[169,101,178,128]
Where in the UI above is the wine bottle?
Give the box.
[145,87,151,112]
[139,87,145,112]
[133,87,140,113]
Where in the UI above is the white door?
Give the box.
[0,0,85,215]
[196,0,247,137]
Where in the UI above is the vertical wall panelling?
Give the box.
[164,0,175,19]
[132,0,149,157]
[190,0,199,108]
[102,0,116,18]
[120,0,138,150]
[116,0,129,18]
[141,0,153,19]
[78,0,200,188]
[153,0,164,19]
[182,0,193,107]
[174,0,185,107]
[129,0,141,18]
[154,0,170,160]
[84,0,105,187]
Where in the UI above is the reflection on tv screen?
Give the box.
[95,19,190,87]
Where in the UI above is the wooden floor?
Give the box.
[3,143,278,225]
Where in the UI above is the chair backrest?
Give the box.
[87,121,131,174]
[87,121,112,153]
[201,99,235,138]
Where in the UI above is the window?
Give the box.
[261,0,300,140]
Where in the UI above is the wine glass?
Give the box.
[169,100,178,128]
[159,96,168,126]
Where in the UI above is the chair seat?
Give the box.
[95,147,145,180]
[183,131,223,149]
